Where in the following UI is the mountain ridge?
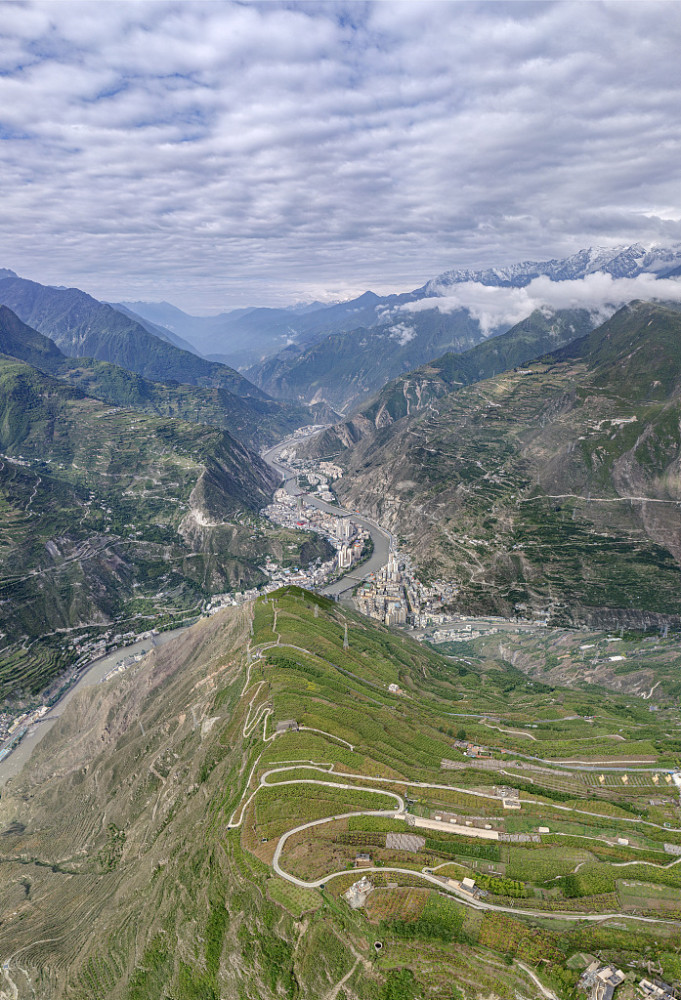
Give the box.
[0,350,333,700]
[0,274,265,398]
[301,307,595,454]
[319,301,681,627]
[1,587,681,998]
[0,306,320,450]
[422,243,681,293]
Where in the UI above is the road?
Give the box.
[224,662,681,932]
[262,439,393,599]
[0,430,387,786]
[226,729,681,928]
[0,627,187,787]
[269,797,680,926]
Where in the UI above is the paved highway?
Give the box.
[262,440,393,599]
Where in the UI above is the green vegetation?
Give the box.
[327,302,681,627]
[381,893,466,942]
[0,278,261,397]
[3,587,681,999]
[0,353,330,700]
[299,308,592,445]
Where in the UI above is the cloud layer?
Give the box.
[396,274,681,334]
[1,1,681,309]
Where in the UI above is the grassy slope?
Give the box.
[0,588,679,999]
[0,277,264,396]
[0,357,331,700]
[330,302,681,626]
[0,305,313,450]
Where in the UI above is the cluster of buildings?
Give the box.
[274,448,344,505]
[100,647,151,683]
[0,624,164,744]
[60,624,160,669]
[354,550,462,628]
[269,441,550,639]
[355,551,409,624]
[262,489,369,576]
[579,963,626,1000]
[430,624,489,643]
[638,981,676,1000]
[295,460,345,503]
[205,552,338,616]
[0,704,48,756]
[578,964,677,1000]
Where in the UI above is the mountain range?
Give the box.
[305,308,594,449]
[421,243,681,293]
[0,272,263,398]
[241,244,681,411]
[2,245,681,700]
[117,244,681,415]
[245,307,487,413]
[0,305,337,699]
[120,292,389,369]
[303,301,681,628]
[0,307,320,452]
[4,249,681,1000]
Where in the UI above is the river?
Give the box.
[0,627,186,788]
[0,436,389,786]
[261,440,393,599]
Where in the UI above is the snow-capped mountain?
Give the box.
[421,244,681,294]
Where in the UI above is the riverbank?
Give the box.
[0,626,187,788]
[261,439,393,600]
[0,434,390,788]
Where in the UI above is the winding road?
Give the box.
[226,683,681,930]
[235,758,681,928]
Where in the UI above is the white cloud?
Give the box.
[395,273,681,334]
[388,322,416,346]
[0,2,680,309]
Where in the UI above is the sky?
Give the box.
[1,0,681,312]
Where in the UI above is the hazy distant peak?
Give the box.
[0,268,18,281]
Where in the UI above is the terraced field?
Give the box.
[0,357,332,702]
[326,303,681,629]
[228,589,681,996]
[1,586,680,999]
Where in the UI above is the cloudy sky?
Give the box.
[1,1,680,311]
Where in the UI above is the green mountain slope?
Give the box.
[50,357,323,450]
[0,275,264,397]
[247,308,486,412]
[112,301,205,356]
[0,358,330,699]
[1,586,680,999]
[328,302,681,627]
[0,306,318,450]
[0,304,65,369]
[305,308,593,456]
